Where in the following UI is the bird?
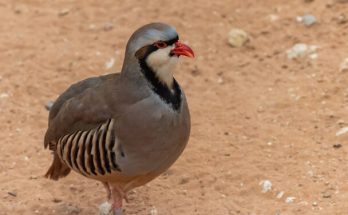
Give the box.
[43,23,194,215]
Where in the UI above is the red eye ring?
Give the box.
[154,41,168,49]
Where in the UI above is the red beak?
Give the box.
[170,41,195,58]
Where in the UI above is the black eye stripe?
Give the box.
[153,36,179,47]
[135,36,179,60]
[166,36,179,46]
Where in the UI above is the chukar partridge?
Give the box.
[44,23,194,215]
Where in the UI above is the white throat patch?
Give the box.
[145,45,178,88]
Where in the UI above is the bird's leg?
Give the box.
[102,182,111,200]
[98,182,113,215]
[110,185,124,215]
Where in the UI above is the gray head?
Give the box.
[122,23,194,88]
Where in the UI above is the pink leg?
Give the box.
[102,182,111,200]
[110,185,124,215]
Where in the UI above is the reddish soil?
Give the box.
[1,0,348,214]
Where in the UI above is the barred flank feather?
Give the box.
[52,119,120,178]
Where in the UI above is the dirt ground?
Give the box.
[2,0,348,214]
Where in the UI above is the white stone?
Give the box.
[98,202,112,215]
[285,196,296,203]
[276,191,284,199]
[105,57,115,69]
[150,206,158,215]
[0,93,9,98]
[259,180,272,193]
[336,127,348,136]
[297,15,317,26]
[286,43,318,59]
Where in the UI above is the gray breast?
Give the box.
[114,93,191,176]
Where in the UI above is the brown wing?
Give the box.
[44,73,119,180]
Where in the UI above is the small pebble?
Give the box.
[259,180,272,193]
[150,206,158,215]
[296,14,317,26]
[339,58,348,72]
[268,14,279,22]
[105,58,115,69]
[336,119,345,126]
[0,93,9,99]
[322,191,332,198]
[45,101,54,111]
[8,191,17,197]
[312,201,318,206]
[228,28,249,48]
[53,198,62,203]
[336,127,348,136]
[336,14,347,24]
[333,143,342,149]
[179,176,190,185]
[286,43,318,59]
[217,77,224,84]
[285,196,296,203]
[58,9,70,17]
[103,22,114,31]
[276,191,284,199]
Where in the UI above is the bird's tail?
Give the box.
[45,153,71,180]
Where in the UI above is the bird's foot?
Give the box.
[113,208,123,215]
[98,202,123,215]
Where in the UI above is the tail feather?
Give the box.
[45,153,71,180]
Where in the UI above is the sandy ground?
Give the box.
[2,0,348,214]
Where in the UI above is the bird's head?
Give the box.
[125,23,194,88]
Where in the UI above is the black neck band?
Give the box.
[139,58,182,111]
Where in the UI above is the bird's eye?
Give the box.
[154,41,168,49]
